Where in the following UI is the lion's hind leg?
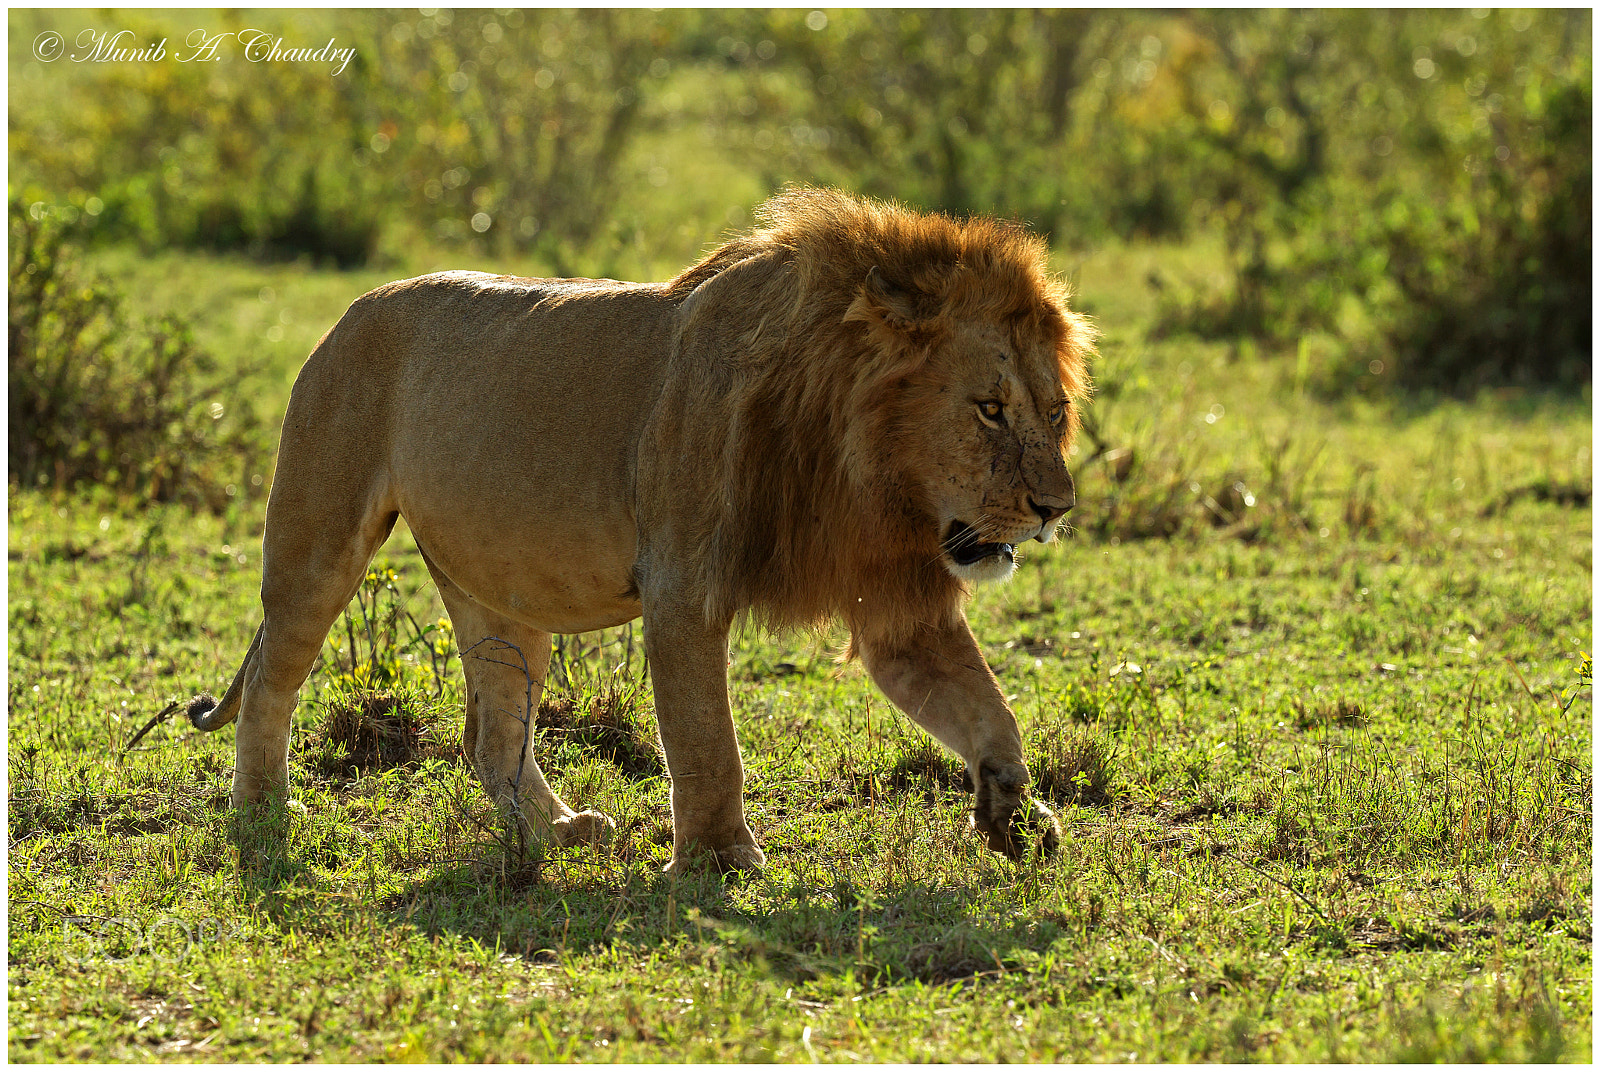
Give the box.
[427,568,615,850]
[230,504,401,808]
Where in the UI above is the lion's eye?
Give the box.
[1049,401,1067,426]
[976,400,1005,426]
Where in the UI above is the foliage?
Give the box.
[1365,71,1591,391]
[7,11,688,271]
[7,197,264,507]
[312,563,451,698]
[705,11,1106,232]
[9,10,1590,391]
[361,9,681,272]
[1147,10,1592,393]
[7,15,381,266]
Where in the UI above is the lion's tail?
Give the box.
[188,622,263,732]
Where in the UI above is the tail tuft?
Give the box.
[187,693,223,730]
[188,624,258,733]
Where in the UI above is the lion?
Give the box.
[187,186,1094,873]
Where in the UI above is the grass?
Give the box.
[7,239,1592,1062]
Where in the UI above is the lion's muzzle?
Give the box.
[941,519,1015,569]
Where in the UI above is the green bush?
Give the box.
[1147,10,1591,394]
[1374,77,1591,391]
[7,197,264,506]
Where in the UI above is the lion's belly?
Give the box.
[372,274,671,635]
[399,491,643,635]
[390,389,649,634]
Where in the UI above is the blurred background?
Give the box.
[12,9,1591,384]
[8,7,1592,509]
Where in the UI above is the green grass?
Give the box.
[8,242,1592,1061]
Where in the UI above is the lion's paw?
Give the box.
[714,843,767,874]
[1011,796,1061,858]
[971,761,1059,860]
[663,841,766,876]
[552,809,615,847]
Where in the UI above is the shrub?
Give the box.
[7,197,264,506]
[1149,10,1592,395]
[308,686,459,779]
[314,564,454,697]
[1373,77,1591,391]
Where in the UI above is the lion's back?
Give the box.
[288,270,680,433]
[272,270,684,614]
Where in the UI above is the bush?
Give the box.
[1150,11,1592,395]
[7,197,264,506]
[1374,77,1591,391]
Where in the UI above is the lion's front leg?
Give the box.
[856,616,1060,859]
[642,595,764,875]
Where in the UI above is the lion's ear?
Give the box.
[846,266,936,332]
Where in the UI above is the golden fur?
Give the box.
[190,186,1094,872]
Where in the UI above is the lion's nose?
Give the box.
[1029,475,1075,522]
[1026,466,1076,524]
[1029,495,1073,524]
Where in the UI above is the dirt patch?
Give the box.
[1338,917,1460,953]
[1482,479,1591,516]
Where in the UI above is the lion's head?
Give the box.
[669,187,1095,643]
[846,263,1088,585]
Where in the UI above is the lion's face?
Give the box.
[909,319,1077,583]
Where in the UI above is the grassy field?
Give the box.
[7,239,1592,1061]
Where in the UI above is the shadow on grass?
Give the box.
[228,797,313,892]
[215,696,1095,990]
[361,853,1062,988]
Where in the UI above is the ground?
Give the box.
[7,241,1591,1061]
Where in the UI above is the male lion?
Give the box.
[188,187,1093,873]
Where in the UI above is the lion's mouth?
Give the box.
[942,520,1015,568]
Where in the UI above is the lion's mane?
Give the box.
[664,186,1095,647]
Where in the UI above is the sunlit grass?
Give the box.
[7,243,1591,1061]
